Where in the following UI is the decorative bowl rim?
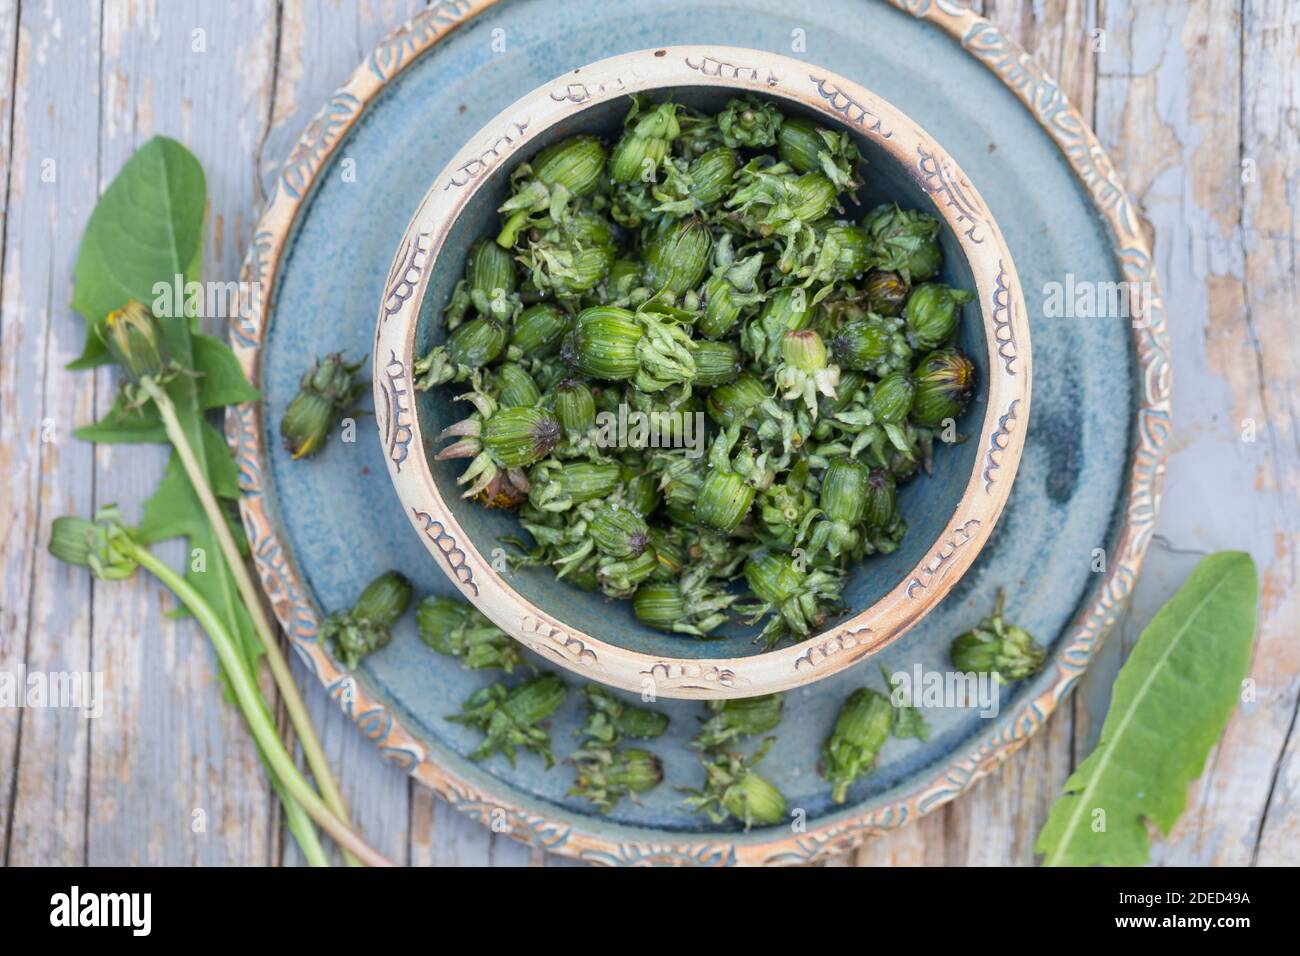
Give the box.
[372,43,1033,700]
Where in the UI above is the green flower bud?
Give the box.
[579,686,669,743]
[609,101,680,183]
[776,116,825,174]
[819,457,870,525]
[695,469,756,532]
[862,203,943,282]
[718,95,783,148]
[320,570,412,669]
[699,251,763,340]
[695,695,784,750]
[450,674,567,767]
[624,470,662,517]
[911,348,976,426]
[632,582,687,630]
[505,673,568,725]
[643,217,713,296]
[568,746,663,812]
[467,238,517,311]
[48,509,139,581]
[706,372,769,428]
[532,135,607,195]
[495,363,541,408]
[812,224,872,282]
[950,592,1045,683]
[565,307,642,381]
[537,212,617,296]
[691,340,741,387]
[830,313,912,376]
[281,352,368,459]
[482,405,562,467]
[781,328,828,371]
[745,286,814,364]
[659,462,703,525]
[722,763,788,828]
[529,460,623,513]
[610,133,669,184]
[822,688,893,803]
[102,300,170,385]
[510,303,569,357]
[552,377,596,434]
[863,467,897,530]
[776,329,840,418]
[864,270,909,316]
[416,595,523,673]
[589,504,650,559]
[790,172,837,223]
[688,146,738,206]
[448,315,509,367]
[904,283,974,350]
[744,551,803,606]
[354,570,413,627]
[866,370,915,424]
[777,116,861,190]
[596,547,661,598]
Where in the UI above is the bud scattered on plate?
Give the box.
[449,673,568,767]
[320,570,413,670]
[417,594,524,673]
[950,591,1045,683]
[693,694,784,751]
[280,352,368,459]
[683,738,787,830]
[822,688,894,803]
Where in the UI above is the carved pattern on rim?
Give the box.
[229,0,1169,866]
[379,351,415,474]
[915,142,987,243]
[990,262,1018,375]
[808,76,894,138]
[793,625,873,671]
[519,614,599,666]
[982,399,1021,493]
[684,52,784,86]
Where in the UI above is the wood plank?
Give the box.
[84,0,280,866]
[0,0,99,867]
[1093,0,1300,866]
[0,0,25,865]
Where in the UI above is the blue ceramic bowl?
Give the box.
[374,47,1031,698]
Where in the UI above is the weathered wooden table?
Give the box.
[1,0,1295,866]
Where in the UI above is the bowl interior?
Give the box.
[415,86,988,660]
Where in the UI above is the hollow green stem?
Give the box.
[144,379,361,865]
[128,540,394,867]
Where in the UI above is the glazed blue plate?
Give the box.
[232,0,1169,863]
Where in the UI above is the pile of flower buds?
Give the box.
[418,94,978,647]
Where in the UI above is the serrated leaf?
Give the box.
[73,396,167,444]
[1036,551,1258,866]
[69,137,205,368]
[194,333,260,408]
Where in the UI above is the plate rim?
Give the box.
[228,0,1171,865]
